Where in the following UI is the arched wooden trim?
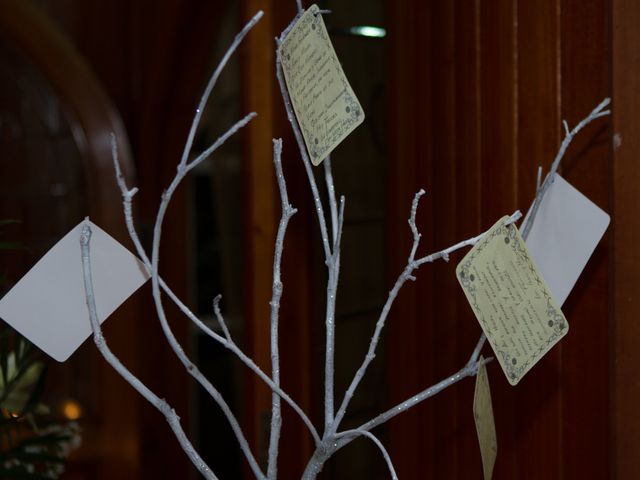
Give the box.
[0,0,135,230]
[0,2,142,478]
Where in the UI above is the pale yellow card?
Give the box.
[456,217,568,385]
[474,358,497,480]
[279,4,365,165]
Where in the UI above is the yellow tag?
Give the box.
[456,217,568,385]
[279,4,364,166]
[474,358,497,480]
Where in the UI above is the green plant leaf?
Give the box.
[19,364,48,416]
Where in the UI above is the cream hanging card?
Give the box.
[456,217,568,385]
[279,4,364,165]
[474,358,497,480]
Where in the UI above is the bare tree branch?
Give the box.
[80,225,218,480]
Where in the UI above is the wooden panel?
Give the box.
[386,0,435,477]
[479,1,520,478]
[561,0,611,478]
[430,2,460,479]
[612,0,640,477]
[512,1,563,478]
[387,0,615,478]
[453,1,484,477]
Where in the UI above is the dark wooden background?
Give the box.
[1,0,639,478]
[385,0,639,479]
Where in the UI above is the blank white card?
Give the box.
[524,174,610,306]
[0,220,149,361]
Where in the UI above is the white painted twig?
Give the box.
[468,331,487,365]
[331,188,520,433]
[212,295,232,341]
[321,155,342,432]
[335,430,398,480]
[472,97,612,375]
[521,97,610,239]
[150,111,266,478]
[324,156,339,245]
[178,10,264,169]
[113,132,265,478]
[275,34,332,263]
[349,357,493,438]
[276,26,343,432]
[79,225,217,480]
[536,165,543,194]
[111,138,320,446]
[267,139,298,479]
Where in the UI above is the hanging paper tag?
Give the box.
[523,173,610,306]
[474,358,497,480]
[0,220,150,362]
[456,217,568,385]
[279,4,365,166]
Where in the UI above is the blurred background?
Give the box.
[0,0,637,478]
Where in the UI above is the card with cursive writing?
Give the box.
[474,358,497,480]
[279,4,364,165]
[456,216,568,385]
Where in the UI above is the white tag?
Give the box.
[0,220,150,361]
[524,174,610,306]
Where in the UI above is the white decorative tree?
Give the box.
[78,5,610,479]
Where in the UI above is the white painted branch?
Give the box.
[468,331,487,365]
[521,97,610,239]
[151,112,267,478]
[276,26,345,433]
[212,295,232,341]
[335,430,398,480]
[267,138,298,479]
[275,36,332,262]
[331,188,520,433]
[472,97,612,372]
[111,139,320,452]
[111,138,320,446]
[112,139,265,478]
[350,357,493,437]
[321,156,342,431]
[79,225,218,480]
[178,10,264,168]
[324,156,339,245]
[296,0,303,14]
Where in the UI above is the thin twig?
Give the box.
[335,430,398,480]
[111,137,321,449]
[321,155,341,431]
[276,28,342,432]
[521,97,610,238]
[267,139,298,479]
[349,357,492,438]
[471,97,613,373]
[275,37,332,262]
[178,11,264,168]
[331,189,520,433]
[79,225,217,480]
[212,295,232,341]
[324,156,339,245]
[114,136,265,478]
